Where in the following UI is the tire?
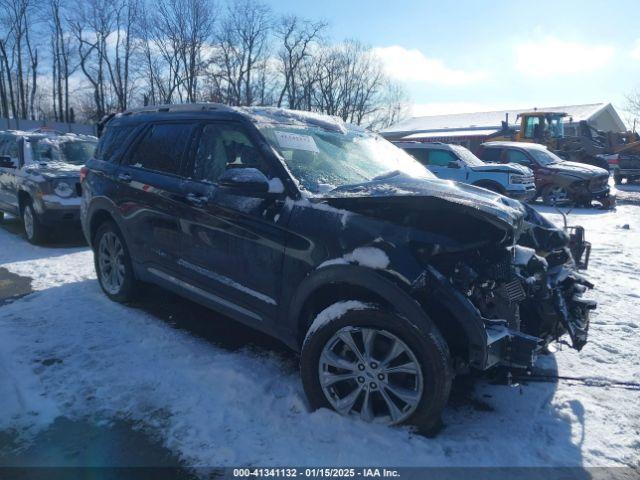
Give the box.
[93,220,138,302]
[613,174,623,185]
[22,200,46,244]
[0,210,4,223]
[541,184,571,206]
[300,303,452,433]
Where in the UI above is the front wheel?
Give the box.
[94,221,139,302]
[613,174,623,185]
[22,201,46,244]
[542,184,571,206]
[300,303,452,433]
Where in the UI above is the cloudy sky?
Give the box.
[269,0,640,122]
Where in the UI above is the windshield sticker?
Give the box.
[274,131,319,153]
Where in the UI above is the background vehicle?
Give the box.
[395,141,536,200]
[0,130,97,243]
[477,141,613,208]
[488,110,640,172]
[604,152,640,185]
[82,104,594,432]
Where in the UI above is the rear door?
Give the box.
[115,122,198,272]
[178,121,289,325]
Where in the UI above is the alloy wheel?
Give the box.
[318,326,423,424]
[98,232,126,295]
[23,206,35,240]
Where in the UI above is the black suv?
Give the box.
[82,104,595,431]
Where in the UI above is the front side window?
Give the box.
[506,149,532,166]
[428,150,457,167]
[126,123,196,175]
[450,145,484,166]
[191,124,266,183]
[524,117,541,138]
[258,124,433,193]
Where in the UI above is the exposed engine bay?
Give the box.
[431,204,596,368]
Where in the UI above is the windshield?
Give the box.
[529,148,563,166]
[258,124,434,193]
[450,145,485,166]
[29,137,97,166]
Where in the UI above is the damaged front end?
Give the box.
[429,204,596,369]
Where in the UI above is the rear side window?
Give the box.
[95,125,138,163]
[403,148,429,165]
[126,123,196,175]
[480,147,502,163]
[428,150,457,166]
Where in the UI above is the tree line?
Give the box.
[0,0,408,129]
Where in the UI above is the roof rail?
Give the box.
[119,102,236,116]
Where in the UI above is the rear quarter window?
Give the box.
[95,125,139,163]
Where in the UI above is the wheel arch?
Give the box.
[289,265,440,352]
[473,179,505,194]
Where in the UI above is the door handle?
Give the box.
[117,172,132,183]
[185,193,207,207]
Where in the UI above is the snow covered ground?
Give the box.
[0,205,638,469]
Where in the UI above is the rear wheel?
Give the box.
[22,200,46,244]
[94,221,138,302]
[301,303,452,433]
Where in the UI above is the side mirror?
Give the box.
[0,155,16,169]
[447,161,461,169]
[219,167,270,195]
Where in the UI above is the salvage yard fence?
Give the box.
[0,117,97,136]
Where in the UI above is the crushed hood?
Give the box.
[320,175,526,244]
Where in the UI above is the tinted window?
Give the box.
[403,148,429,165]
[506,149,532,166]
[480,147,502,163]
[428,150,457,166]
[96,125,138,163]
[190,124,266,183]
[127,123,196,175]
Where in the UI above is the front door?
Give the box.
[0,135,21,214]
[427,149,466,182]
[178,122,289,325]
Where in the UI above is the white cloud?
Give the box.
[515,37,614,77]
[372,45,487,86]
[631,39,640,60]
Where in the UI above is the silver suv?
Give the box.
[0,130,97,243]
[395,141,536,201]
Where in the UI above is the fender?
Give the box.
[418,266,489,369]
[286,264,436,351]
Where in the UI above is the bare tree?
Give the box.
[274,15,325,109]
[210,0,271,106]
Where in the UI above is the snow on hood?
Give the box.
[25,161,82,179]
[470,163,532,176]
[546,161,608,177]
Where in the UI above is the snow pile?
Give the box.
[304,301,370,343]
[0,206,638,468]
[318,247,390,270]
